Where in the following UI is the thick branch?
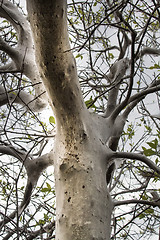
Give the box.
[0,144,53,226]
[122,98,144,119]
[136,47,160,60]
[0,0,48,111]
[110,33,136,122]
[0,144,26,162]
[107,115,126,151]
[110,151,160,174]
[128,84,160,104]
[0,0,26,35]
[27,0,86,127]
[104,58,129,118]
[0,85,46,111]
[0,36,17,59]
[0,143,53,183]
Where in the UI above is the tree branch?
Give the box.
[78,2,125,52]
[110,32,136,122]
[0,144,53,227]
[104,58,130,118]
[110,151,160,174]
[114,198,160,208]
[136,47,160,60]
[112,183,148,197]
[0,0,48,111]
[122,97,144,119]
[128,84,160,104]
[27,0,87,132]
[0,36,17,59]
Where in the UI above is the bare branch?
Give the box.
[0,143,53,227]
[78,2,125,52]
[137,47,160,60]
[129,84,160,104]
[0,85,46,111]
[114,198,160,208]
[110,151,160,174]
[0,36,17,59]
[110,33,136,122]
[112,183,148,197]
[107,115,126,151]
[0,0,48,111]
[104,58,130,118]
[122,97,144,119]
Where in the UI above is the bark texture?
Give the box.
[27,0,113,239]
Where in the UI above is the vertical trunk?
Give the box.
[27,1,113,239]
[27,0,85,121]
[54,116,113,240]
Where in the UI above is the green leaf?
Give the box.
[85,96,96,109]
[139,213,145,219]
[41,182,51,193]
[44,213,49,220]
[147,142,156,149]
[145,125,152,132]
[149,63,160,69]
[147,139,158,149]
[49,116,55,124]
[155,158,159,165]
[46,182,51,191]
[142,147,156,156]
[41,187,49,193]
[75,53,83,59]
[144,209,154,214]
[141,194,148,200]
[37,219,45,225]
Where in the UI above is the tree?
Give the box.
[0,0,160,239]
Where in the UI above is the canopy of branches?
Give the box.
[0,0,160,239]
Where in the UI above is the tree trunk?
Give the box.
[54,113,113,240]
[27,0,113,239]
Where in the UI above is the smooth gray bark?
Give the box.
[27,0,113,239]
